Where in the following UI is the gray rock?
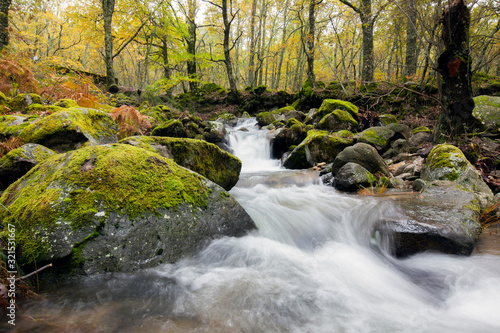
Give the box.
[205,121,227,143]
[0,143,55,190]
[331,142,391,176]
[409,132,433,147]
[333,162,376,192]
[375,181,482,257]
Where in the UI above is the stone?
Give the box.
[204,121,227,143]
[0,144,255,278]
[375,181,482,257]
[472,95,500,133]
[121,136,242,191]
[333,162,376,192]
[331,142,391,176]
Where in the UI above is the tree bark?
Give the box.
[221,0,239,100]
[101,0,117,87]
[436,0,474,138]
[404,0,418,78]
[247,0,258,87]
[305,0,319,86]
[0,0,12,51]
[186,0,198,91]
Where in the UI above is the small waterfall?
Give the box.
[226,118,281,173]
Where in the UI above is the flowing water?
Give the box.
[5,119,500,332]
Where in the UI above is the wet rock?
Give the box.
[317,109,358,132]
[356,124,410,153]
[205,121,227,143]
[333,162,376,192]
[420,144,494,209]
[376,181,482,257]
[121,136,242,191]
[0,144,255,278]
[283,130,353,169]
[331,142,391,176]
[472,95,500,133]
[18,108,118,152]
[409,132,433,147]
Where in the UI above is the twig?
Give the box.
[17,263,53,280]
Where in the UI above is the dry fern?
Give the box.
[0,137,24,158]
[109,105,152,139]
[0,51,39,94]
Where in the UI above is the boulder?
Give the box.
[269,121,307,159]
[375,181,482,257]
[151,119,188,138]
[256,111,284,127]
[356,123,410,152]
[420,144,494,209]
[314,99,358,122]
[0,115,39,139]
[472,95,500,133]
[18,108,118,152]
[317,109,358,132]
[333,162,376,192]
[204,121,227,143]
[409,131,433,147]
[331,142,391,176]
[0,143,55,190]
[283,130,353,169]
[121,136,242,191]
[0,144,255,277]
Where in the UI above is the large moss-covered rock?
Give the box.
[317,109,358,132]
[420,144,494,209]
[18,108,118,152]
[375,181,482,257]
[313,99,358,123]
[151,119,188,138]
[204,121,227,143]
[269,120,308,159]
[0,144,255,276]
[0,143,55,190]
[0,115,39,139]
[356,124,410,152]
[472,95,500,133]
[332,162,376,192]
[8,93,43,113]
[331,142,391,176]
[121,136,241,191]
[283,130,353,169]
[256,111,284,127]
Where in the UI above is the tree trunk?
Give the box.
[305,0,317,86]
[162,38,173,98]
[360,12,374,82]
[274,4,289,90]
[247,0,258,87]
[186,0,198,91]
[221,0,239,100]
[436,0,474,138]
[404,0,418,78]
[0,0,12,51]
[101,0,117,87]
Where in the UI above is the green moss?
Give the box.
[0,144,210,263]
[52,99,79,108]
[151,119,187,138]
[427,144,468,170]
[0,115,39,138]
[291,99,300,109]
[0,92,7,105]
[318,99,358,118]
[256,111,275,126]
[358,128,389,149]
[253,85,267,95]
[26,104,63,114]
[278,106,295,113]
[379,114,398,125]
[412,126,431,134]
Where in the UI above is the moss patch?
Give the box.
[318,99,359,118]
[0,144,210,264]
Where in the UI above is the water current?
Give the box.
[5,118,500,332]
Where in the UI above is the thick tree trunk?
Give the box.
[436,0,474,138]
[101,0,117,87]
[404,0,418,78]
[247,0,258,87]
[0,0,12,51]
[361,13,374,82]
[221,0,239,100]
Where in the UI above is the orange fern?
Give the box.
[109,105,152,139]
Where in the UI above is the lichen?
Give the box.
[0,144,210,263]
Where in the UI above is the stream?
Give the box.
[4,118,500,332]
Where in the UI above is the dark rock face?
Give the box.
[333,162,376,192]
[0,143,55,190]
[0,144,255,279]
[331,143,391,176]
[375,181,482,257]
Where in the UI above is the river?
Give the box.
[5,118,500,332]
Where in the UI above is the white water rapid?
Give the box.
[8,118,500,333]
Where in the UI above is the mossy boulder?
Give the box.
[8,93,43,112]
[472,95,500,133]
[215,112,238,126]
[283,130,354,169]
[0,144,255,277]
[204,121,227,143]
[331,142,391,176]
[375,181,482,257]
[269,120,307,159]
[120,136,241,191]
[53,99,80,109]
[256,111,282,126]
[18,108,118,152]
[332,162,376,192]
[412,126,431,134]
[0,143,55,190]
[316,99,358,120]
[356,124,410,152]
[379,114,398,125]
[0,115,39,139]
[317,109,358,132]
[420,144,494,209]
[151,119,188,138]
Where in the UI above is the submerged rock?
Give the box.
[0,143,55,190]
[0,144,255,278]
[121,136,242,191]
[18,108,118,152]
[376,181,482,257]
